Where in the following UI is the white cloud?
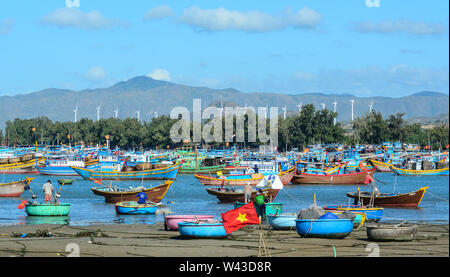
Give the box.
[144,5,174,20]
[169,6,321,32]
[352,19,448,36]
[85,66,107,82]
[41,8,127,30]
[147,69,171,81]
[0,18,13,35]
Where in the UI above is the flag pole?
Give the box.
[257,216,271,257]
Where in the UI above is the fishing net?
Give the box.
[297,205,326,220]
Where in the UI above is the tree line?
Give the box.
[1,105,448,151]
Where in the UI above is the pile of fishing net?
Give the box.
[297,205,355,221]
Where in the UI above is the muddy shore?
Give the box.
[0,222,448,258]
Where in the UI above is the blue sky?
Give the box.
[0,0,448,97]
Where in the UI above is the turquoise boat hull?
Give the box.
[295,219,353,238]
[178,222,227,238]
[25,203,70,216]
[234,202,283,218]
[115,201,157,214]
[267,213,297,230]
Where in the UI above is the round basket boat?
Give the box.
[178,221,227,239]
[295,218,353,239]
[164,215,215,231]
[366,223,418,242]
[25,203,70,216]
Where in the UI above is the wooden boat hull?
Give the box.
[323,205,383,222]
[115,201,157,214]
[295,219,353,238]
[178,222,227,238]
[0,157,44,174]
[292,168,376,185]
[195,166,295,186]
[346,187,428,207]
[0,177,34,197]
[91,181,172,204]
[390,166,449,176]
[72,162,182,180]
[368,159,393,172]
[366,224,418,241]
[25,203,70,216]
[205,187,279,203]
[164,215,215,231]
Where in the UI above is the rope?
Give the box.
[281,189,303,204]
[426,191,449,202]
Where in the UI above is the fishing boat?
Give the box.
[346,187,429,207]
[91,180,173,203]
[0,177,35,197]
[368,159,393,172]
[178,221,228,238]
[295,218,354,238]
[323,205,383,222]
[36,156,85,176]
[389,166,448,176]
[115,201,158,215]
[366,223,418,241]
[57,179,74,185]
[205,187,279,203]
[291,167,376,185]
[194,166,295,186]
[24,203,70,216]
[164,215,215,231]
[0,157,44,174]
[72,161,183,180]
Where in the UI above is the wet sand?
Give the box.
[0,223,448,258]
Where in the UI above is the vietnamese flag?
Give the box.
[90,178,102,185]
[221,203,260,234]
[17,200,27,210]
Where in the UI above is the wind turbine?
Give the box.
[243,100,248,115]
[96,105,101,122]
[350,99,355,121]
[114,108,119,119]
[282,105,287,120]
[136,110,141,122]
[333,99,337,125]
[297,99,302,115]
[218,96,224,119]
[73,105,78,123]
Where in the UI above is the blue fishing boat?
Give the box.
[295,218,353,238]
[115,201,157,215]
[72,161,183,180]
[37,156,85,176]
[390,166,448,176]
[323,205,383,222]
[178,221,227,238]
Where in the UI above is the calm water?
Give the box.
[0,173,448,226]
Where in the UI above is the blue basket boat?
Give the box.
[295,218,354,239]
[115,201,157,215]
[267,213,297,230]
[178,221,227,239]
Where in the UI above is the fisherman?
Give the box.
[244,182,252,203]
[254,189,267,220]
[42,180,53,204]
[136,189,149,204]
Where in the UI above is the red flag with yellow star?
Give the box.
[221,202,260,234]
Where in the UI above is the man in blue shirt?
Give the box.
[136,189,148,204]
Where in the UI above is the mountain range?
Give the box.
[0,76,448,129]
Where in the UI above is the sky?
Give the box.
[0,0,448,97]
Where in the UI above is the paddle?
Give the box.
[55,182,65,204]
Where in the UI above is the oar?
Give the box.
[55,182,65,204]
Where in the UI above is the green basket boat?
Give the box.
[57,179,73,185]
[25,203,71,216]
